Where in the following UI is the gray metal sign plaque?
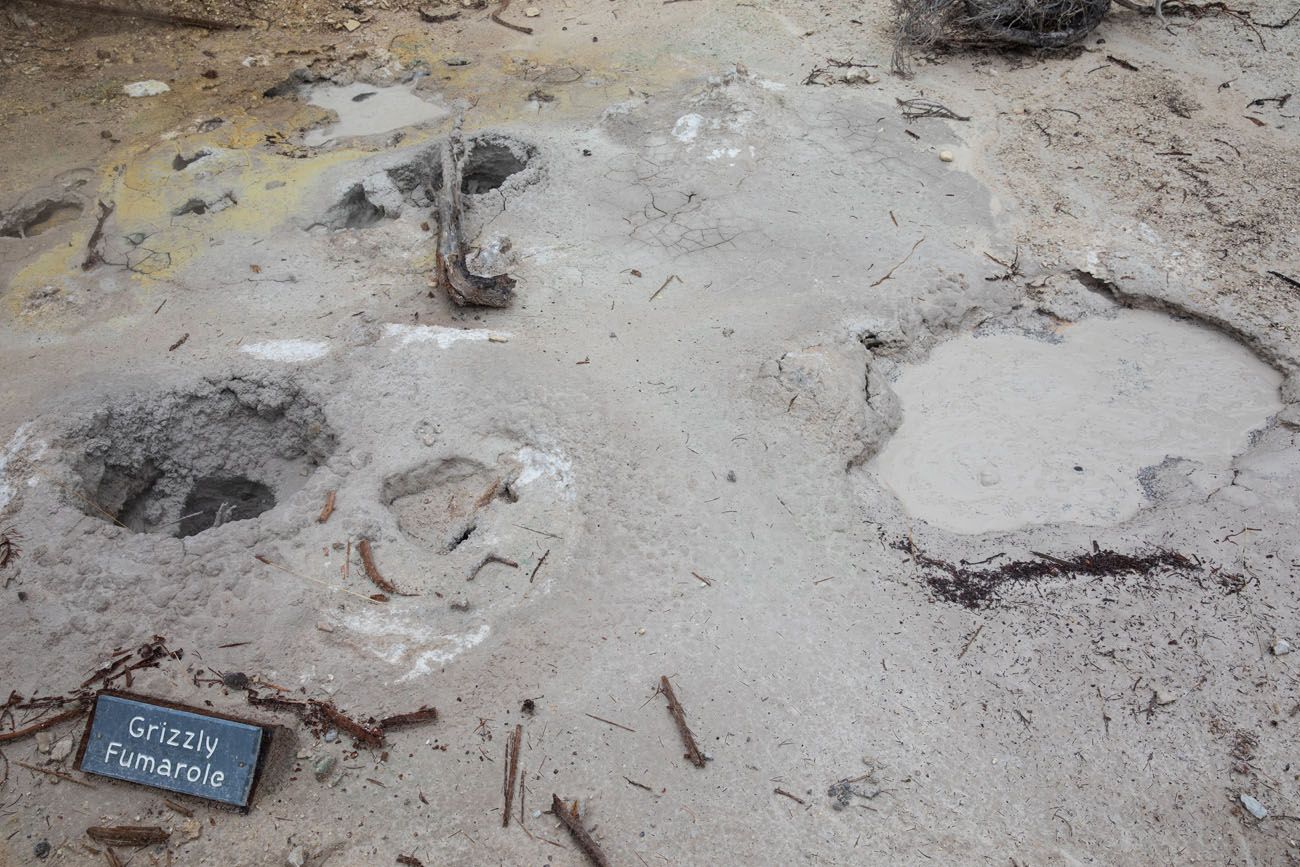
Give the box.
[78,693,265,807]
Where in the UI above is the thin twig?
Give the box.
[870,237,925,288]
[1267,270,1300,290]
[649,274,681,301]
[659,676,706,767]
[491,0,533,34]
[162,799,193,817]
[956,624,984,659]
[253,555,380,604]
[584,713,636,733]
[469,554,519,580]
[15,761,96,788]
[529,549,550,583]
[774,787,806,805]
[503,724,522,827]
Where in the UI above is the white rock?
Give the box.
[123,80,170,97]
[938,150,955,163]
[1272,637,1293,656]
[524,6,540,15]
[287,845,307,867]
[1241,794,1268,819]
[49,737,73,762]
[35,731,52,753]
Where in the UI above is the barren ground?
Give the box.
[2,0,1299,864]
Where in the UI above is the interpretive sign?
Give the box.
[76,692,269,808]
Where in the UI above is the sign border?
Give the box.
[75,689,275,811]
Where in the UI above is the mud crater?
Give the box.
[0,197,84,239]
[68,378,336,537]
[319,135,537,231]
[382,457,517,551]
[869,307,1283,534]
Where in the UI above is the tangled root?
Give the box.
[892,0,1112,75]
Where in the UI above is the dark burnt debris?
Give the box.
[893,539,1250,609]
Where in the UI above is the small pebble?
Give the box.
[938,150,955,163]
[34,841,50,859]
[524,6,540,15]
[1272,637,1293,656]
[123,80,169,97]
[314,755,337,780]
[287,845,307,867]
[323,728,338,743]
[444,57,470,66]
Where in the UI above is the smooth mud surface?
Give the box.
[302,82,447,145]
[873,310,1283,534]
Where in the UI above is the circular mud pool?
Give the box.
[870,310,1283,534]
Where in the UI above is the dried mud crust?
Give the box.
[65,376,336,537]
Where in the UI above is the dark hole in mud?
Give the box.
[0,199,84,239]
[461,143,528,194]
[172,193,236,217]
[70,378,336,537]
[352,91,378,102]
[173,198,210,216]
[172,150,212,171]
[446,522,476,552]
[178,476,276,538]
[327,184,387,229]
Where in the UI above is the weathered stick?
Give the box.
[551,795,610,867]
[436,133,517,307]
[318,491,336,523]
[357,540,412,596]
[81,200,114,271]
[86,826,169,847]
[665,675,707,764]
[379,706,438,730]
[502,724,522,827]
[491,0,533,34]
[659,676,706,767]
[469,554,519,580]
[0,705,88,744]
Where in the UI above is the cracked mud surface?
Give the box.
[1,1,1299,865]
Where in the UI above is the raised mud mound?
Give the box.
[68,377,336,537]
